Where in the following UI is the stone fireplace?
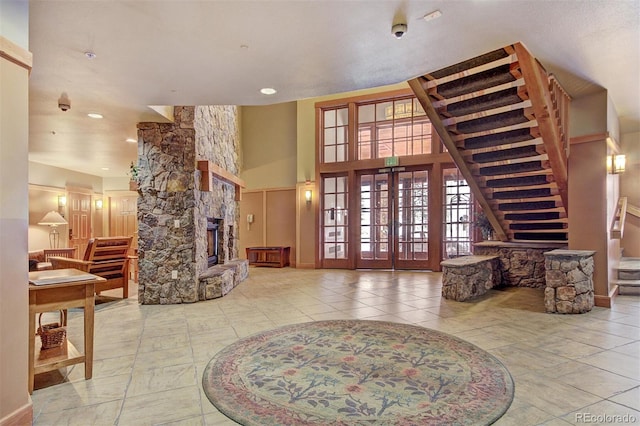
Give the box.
[136,106,247,304]
[207,217,223,268]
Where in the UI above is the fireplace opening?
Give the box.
[207,217,223,267]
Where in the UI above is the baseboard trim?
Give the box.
[593,292,618,309]
[295,263,315,269]
[0,400,33,426]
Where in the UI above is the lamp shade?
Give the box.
[38,210,68,226]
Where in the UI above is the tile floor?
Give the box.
[31,268,640,425]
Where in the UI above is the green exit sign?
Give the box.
[385,156,399,167]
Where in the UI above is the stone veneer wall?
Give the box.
[474,241,567,288]
[137,106,240,304]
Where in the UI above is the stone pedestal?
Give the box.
[441,255,501,301]
[543,249,595,314]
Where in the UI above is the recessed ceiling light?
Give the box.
[87,113,103,119]
[84,51,97,59]
[101,167,110,171]
[260,88,277,95]
[423,10,442,22]
[240,44,249,49]
[126,138,137,143]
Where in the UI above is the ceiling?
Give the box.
[28,0,640,178]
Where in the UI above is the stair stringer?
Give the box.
[409,43,569,242]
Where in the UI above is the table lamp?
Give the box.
[38,210,68,248]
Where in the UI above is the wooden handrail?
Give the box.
[627,203,640,219]
[610,197,627,239]
[514,43,569,213]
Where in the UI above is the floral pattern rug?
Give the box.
[202,320,514,425]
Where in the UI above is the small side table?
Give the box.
[28,268,106,393]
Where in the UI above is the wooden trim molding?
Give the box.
[0,401,33,426]
[197,160,245,201]
[570,132,608,146]
[0,36,32,72]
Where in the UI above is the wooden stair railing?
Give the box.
[628,203,640,219]
[409,42,569,242]
[611,197,628,239]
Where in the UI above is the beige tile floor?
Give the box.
[31,268,640,425]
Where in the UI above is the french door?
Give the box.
[357,167,430,269]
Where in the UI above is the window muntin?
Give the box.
[323,176,348,259]
[357,98,430,160]
[442,167,473,259]
[322,108,348,163]
[397,170,429,261]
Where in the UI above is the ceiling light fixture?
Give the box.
[423,10,442,22]
[101,167,110,171]
[260,88,277,95]
[87,113,103,119]
[126,138,137,143]
[84,51,97,59]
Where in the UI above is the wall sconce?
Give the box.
[305,189,313,203]
[58,195,67,207]
[95,199,103,209]
[607,154,626,174]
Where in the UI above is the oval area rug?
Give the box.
[203,320,514,425]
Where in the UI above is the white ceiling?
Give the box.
[28,0,640,178]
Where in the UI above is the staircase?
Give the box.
[613,258,640,295]
[409,43,570,242]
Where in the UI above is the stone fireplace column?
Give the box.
[137,106,241,304]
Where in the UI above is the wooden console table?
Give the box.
[246,246,290,268]
[28,268,106,394]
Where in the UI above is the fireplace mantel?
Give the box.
[197,160,245,200]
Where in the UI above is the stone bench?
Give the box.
[198,259,249,301]
[441,255,501,301]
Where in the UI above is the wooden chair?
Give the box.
[50,237,132,299]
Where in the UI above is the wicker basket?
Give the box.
[38,311,66,349]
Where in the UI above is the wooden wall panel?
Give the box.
[239,188,297,267]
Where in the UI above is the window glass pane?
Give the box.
[336,108,348,126]
[324,109,335,127]
[376,102,393,121]
[336,127,346,144]
[413,99,426,116]
[324,194,336,209]
[358,104,375,124]
[324,128,336,145]
[336,176,347,193]
[324,146,336,163]
[336,145,346,162]
[325,177,336,193]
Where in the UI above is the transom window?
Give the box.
[320,97,432,164]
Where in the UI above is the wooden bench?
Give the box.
[246,246,290,267]
[440,255,501,301]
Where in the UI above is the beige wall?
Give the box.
[0,6,31,423]
[569,140,610,297]
[569,91,607,138]
[620,131,640,257]
[240,102,298,189]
